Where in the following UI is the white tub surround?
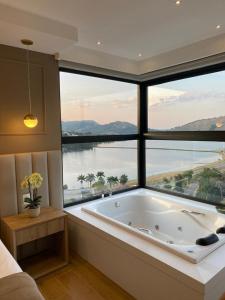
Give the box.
[66,189,225,300]
[82,190,225,263]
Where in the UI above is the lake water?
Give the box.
[62,140,225,189]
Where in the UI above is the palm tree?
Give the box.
[107,176,114,189]
[96,171,105,178]
[96,171,105,185]
[113,176,119,186]
[77,174,86,188]
[107,176,118,189]
[85,173,95,188]
[119,174,128,185]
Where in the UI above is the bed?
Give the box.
[0,240,44,300]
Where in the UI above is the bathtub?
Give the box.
[82,189,225,263]
[66,188,225,299]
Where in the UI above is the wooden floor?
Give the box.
[36,253,135,300]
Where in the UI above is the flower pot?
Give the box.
[28,206,40,218]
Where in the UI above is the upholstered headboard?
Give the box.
[0,150,63,217]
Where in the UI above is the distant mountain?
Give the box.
[62,120,137,135]
[171,116,225,131]
[62,116,225,135]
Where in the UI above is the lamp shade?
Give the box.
[23,114,38,128]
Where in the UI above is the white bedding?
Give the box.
[0,240,21,279]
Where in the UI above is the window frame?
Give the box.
[145,61,225,209]
[60,61,225,208]
[60,67,142,207]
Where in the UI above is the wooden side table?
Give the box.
[1,207,68,279]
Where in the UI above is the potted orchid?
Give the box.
[21,173,43,217]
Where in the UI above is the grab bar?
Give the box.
[181,209,205,216]
[181,209,213,232]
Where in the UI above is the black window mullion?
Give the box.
[59,67,140,84]
[145,131,225,142]
[144,61,225,86]
[138,84,148,187]
[62,134,139,144]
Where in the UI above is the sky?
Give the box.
[60,70,225,129]
[60,72,137,124]
[149,70,225,129]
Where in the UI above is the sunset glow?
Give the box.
[60,70,225,130]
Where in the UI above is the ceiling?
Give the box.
[0,0,225,73]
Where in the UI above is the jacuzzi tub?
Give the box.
[82,189,225,263]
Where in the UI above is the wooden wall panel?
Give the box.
[0,59,46,135]
[15,153,32,213]
[0,44,61,154]
[0,155,18,217]
[0,150,62,217]
[32,152,50,207]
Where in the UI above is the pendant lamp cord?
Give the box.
[26,45,32,114]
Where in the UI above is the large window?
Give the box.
[146,140,225,205]
[60,64,225,208]
[63,141,137,204]
[60,70,138,205]
[146,67,225,207]
[60,72,137,136]
[148,70,225,131]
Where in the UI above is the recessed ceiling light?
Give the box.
[97,41,101,45]
[138,53,142,57]
[216,25,221,29]
[176,0,181,6]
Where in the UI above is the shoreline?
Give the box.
[146,158,225,184]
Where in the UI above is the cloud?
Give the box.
[61,90,137,108]
[149,87,225,109]
[149,87,185,107]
